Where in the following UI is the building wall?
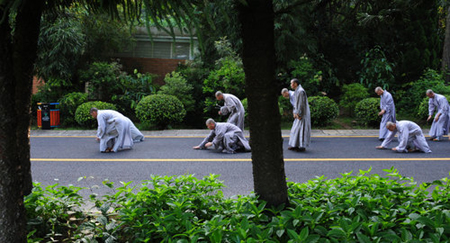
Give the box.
[32,76,44,94]
[117,57,187,85]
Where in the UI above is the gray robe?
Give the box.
[96,110,143,152]
[289,85,311,149]
[379,90,396,139]
[288,90,295,108]
[198,122,251,153]
[428,93,450,139]
[219,93,245,131]
[381,120,431,153]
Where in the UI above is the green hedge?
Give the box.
[355,97,381,127]
[26,168,450,242]
[74,101,117,128]
[339,83,370,116]
[135,94,186,129]
[309,96,339,127]
[58,92,88,127]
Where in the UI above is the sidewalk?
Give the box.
[29,128,416,137]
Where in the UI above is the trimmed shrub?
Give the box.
[135,94,186,129]
[355,97,381,127]
[75,101,117,128]
[158,71,194,112]
[339,83,370,116]
[309,96,339,127]
[58,92,88,127]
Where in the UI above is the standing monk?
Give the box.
[288,78,311,152]
[426,89,450,141]
[375,87,396,141]
[215,91,245,131]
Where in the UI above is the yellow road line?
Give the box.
[31,158,450,162]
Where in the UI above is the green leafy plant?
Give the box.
[74,101,117,128]
[355,97,381,127]
[26,169,450,242]
[287,56,324,96]
[339,83,370,117]
[158,71,195,112]
[80,61,125,102]
[309,96,339,127]
[135,94,186,129]
[58,92,88,127]
[358,46,395,90]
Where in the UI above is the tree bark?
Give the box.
[238,0,288,207]
[442,7,450,84]
[0,1,43,242]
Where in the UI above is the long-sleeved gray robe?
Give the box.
[379,90,396,140]
[288,90,295,108]
[219,93,245,131]
[428,93,450,139]
[289,85,311,149]
[96,110,144,152]
[381,120,431,153]
[198,122,251,153]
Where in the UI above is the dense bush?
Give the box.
[135,94,186,129]
[58,92,88,127]
[112,69,158,120]
[309,96,339,127]
[286,56,324,96]
[397,69,450,115]
[80,61,125,102]
[74,101,117,128]
[339,83,370,116]
[355,97,381,127]
[26,168,450,242]
[158,71,195,112]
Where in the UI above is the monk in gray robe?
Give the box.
[375,87,396,141]
[376,121,431,153]
[90,108,144,153]
[281,88,295,108]
[288,78,311,152]
[215,91,245,131]
[193,118,251,154]
[426,89,450,141]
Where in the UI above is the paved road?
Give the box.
[30,134,450,197]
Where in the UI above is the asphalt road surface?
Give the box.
[31,136,450,198]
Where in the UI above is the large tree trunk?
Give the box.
[442,7,450,84]
[238,0,288,207]
[0,1,43,242]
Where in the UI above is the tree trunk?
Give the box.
[442,7,450,84]
[0,1,43,242]
[238,0,288,207]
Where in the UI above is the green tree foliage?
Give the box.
[80,61,125,102]
[355,97,382,127]
[284,56,325,96]
[202,38,245,119]
[57,92,88,127]
[358,46,395,90]
[339,83,370,117]
[309,96,339,127]
[158,71,195,112]
[74,101,117,128]
[135,94,186,129]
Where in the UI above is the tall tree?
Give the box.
[0,1,44,241]
[1,1,290,241]
[238,0,288,207]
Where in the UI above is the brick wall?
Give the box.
[118,57,186,85]
[32,76,44,94]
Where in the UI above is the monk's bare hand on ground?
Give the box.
[193,146,201,150]
[376,146,385,149]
